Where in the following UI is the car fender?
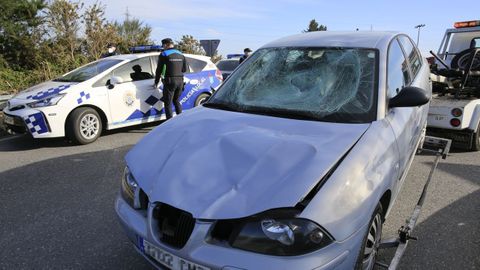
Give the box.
[299,119,400,241]
[467,104,480,131]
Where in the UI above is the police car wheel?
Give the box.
[194,93,210,107]
[67,107,102,145]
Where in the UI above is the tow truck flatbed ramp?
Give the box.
[375,136,451,269]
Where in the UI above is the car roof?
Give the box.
[262,31,400,50]
[106,52,212,62]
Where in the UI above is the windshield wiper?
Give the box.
[52,78,70,82]
[203,102,240,112]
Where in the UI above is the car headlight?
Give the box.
[27,94,65,108]
[121,166,148,210]
[209,209,334,256]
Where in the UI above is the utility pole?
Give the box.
[125,7,131,22]
[414,24,426,45]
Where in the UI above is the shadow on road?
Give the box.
[434,161,480,185]
[0,146,154,270]
[0,121,161,152]
[378,190,480,270]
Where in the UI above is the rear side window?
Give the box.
[113,57,154,83]
[398,36,422,78]
[387,40,410,98]
[186,57,207,73]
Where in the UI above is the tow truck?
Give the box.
[428,20,480,150]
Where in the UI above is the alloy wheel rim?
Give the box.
[362,213,382,270]
[80,114,99,140]
[197,97,208,106]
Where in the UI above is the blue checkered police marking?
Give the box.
[24,113,49,135]
[26,85,71,100]
[77,91,91,104]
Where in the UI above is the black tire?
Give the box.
[194,93,210,107]
[471,124,480,151]
[66,107,102,145]
[355,203,384,270]
[451,49,480,70]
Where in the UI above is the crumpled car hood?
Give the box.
[126,107,370,219]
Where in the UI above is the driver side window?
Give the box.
[387,40,410,98]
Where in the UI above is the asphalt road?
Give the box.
[0,126,478,270]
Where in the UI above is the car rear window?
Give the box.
[186,57,207,73]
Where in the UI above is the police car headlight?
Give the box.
[27,94,65,108]
[121,166,148,210]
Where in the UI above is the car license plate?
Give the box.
[142,239,210,270]
[434,115,445,121]
[4,115,14,125]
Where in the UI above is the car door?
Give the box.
[385,37,422,182]
[106,57,162,127]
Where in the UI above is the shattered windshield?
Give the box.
[54,59,123,82]
[207,47,377,123]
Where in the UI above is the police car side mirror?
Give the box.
[109,76,124,89]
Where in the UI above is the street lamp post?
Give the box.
[414,24,426,45]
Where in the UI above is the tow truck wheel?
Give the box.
[451,48,480,70]
[355,203,384,270]
[471,125,480,151]
[67,107,102,145]
[194,93,210,107]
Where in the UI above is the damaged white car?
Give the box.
[115,31,431,270]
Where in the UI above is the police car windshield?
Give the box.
[54,59,123,82]
[207,47,378,123]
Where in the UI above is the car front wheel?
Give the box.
[67,107,102,145]
[355,203,384,270]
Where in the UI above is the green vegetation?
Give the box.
[0,0,152,95]
[303,19,327,32]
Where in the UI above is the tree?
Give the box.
[303,19,327,32]
[114,10,152,53]
[83,3,120,60]
[176,35,205,55]
[0,0,47,69]
[46,0,83,65]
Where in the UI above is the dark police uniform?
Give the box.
[155,48,187,119]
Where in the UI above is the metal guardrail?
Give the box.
[0,94,12,111]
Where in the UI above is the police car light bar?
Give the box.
[227,54,243,59]
[454,20,480,28]
[129,45,163,53]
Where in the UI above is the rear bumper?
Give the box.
[426,127,474,149]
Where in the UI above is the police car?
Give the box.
[3,46,222,144]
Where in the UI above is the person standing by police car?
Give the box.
[239,48,252,64]
[154,38,187,120]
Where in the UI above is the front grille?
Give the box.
[153,203,195,249]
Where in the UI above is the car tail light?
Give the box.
[454,20,480,28]
[451,108,463,117]
[215,69,223,82]
[450,118,461,127]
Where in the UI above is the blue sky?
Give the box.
[82,0,480,56]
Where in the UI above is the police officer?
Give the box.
[239,48,252,64]
[101,43,118,58]
[154,38,187,120]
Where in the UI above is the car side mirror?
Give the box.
[108,76,123,89]
[389,86,430,108]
